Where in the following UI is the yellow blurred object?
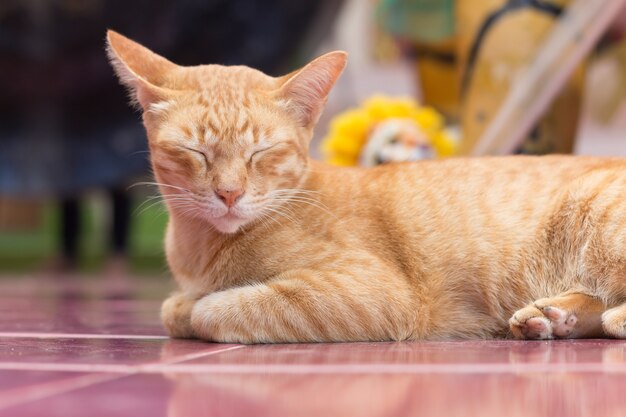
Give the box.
[456,0,583,155]
[321,95,457,166]
[413,38,460,120]
[433,131,457,157]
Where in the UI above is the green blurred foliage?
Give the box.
[0,198,168,274]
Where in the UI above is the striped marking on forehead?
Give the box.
[199,109,272,146]
[160,124,196,144]
[198,87,252,110]
[163,122,255,147]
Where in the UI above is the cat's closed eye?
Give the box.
[249,143,282,162]
[184,146,211,167]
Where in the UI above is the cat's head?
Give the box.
[106,31,346,234]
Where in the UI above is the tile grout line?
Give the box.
[0,345,246,373]
[0,332,168,340]
[139,345,246,371]
[0,363,136,373]
[0,373,125,412]
[147,362,626,375]
[0,358,623,375]
[0,345,246,411]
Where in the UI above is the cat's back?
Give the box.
[307,155,626,257]
[295,156,626,317]
[312,155,622,210]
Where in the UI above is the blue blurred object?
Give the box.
[0,0,340,197]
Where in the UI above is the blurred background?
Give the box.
[2,0,626,281]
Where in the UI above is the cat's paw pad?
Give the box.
[509,307,553,339]
[509,303,577,340]
[540,305,577,337]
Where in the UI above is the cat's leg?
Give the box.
[509,292,606,339]
[161,292,198,338]
[602,304,626,338]
[189,269,415,344]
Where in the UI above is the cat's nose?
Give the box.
[215,188,244,208]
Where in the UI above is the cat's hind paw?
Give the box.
[510,292,606,340]
[509,302,577,340]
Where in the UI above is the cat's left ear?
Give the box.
[276,51,347,129]
[106,30,180,110]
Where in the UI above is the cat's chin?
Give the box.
[210,214,248,234]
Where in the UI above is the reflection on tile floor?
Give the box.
[0,275,625,416]
[0,337,234,371]
[0,297,165,336]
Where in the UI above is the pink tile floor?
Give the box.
[0,276,625,416]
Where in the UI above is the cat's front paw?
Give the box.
[509,301,577,340]
[602,305,626,338]
[161,293,197,339]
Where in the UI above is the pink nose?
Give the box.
[215,188,244,208]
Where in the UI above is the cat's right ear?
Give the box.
[106,30,179,111]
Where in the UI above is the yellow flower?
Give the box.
[330,110,371,139]
[327,154,358,167]
[322,133,363,157]
[363,95,396,121]
[413,107,443,132]
[320,95,457,166]
[432,130,456,157]
[388,98,417,119]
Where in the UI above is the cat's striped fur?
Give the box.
[108,31,626,343]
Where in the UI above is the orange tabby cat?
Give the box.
[107,30,626,343]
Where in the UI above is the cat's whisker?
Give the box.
[270,188,323,198]
[136,199,169,216]
[270,187,320,194]
[133,193,193,211]
[270,197,336,219]
[164,204,195,212]
[261,212,277,229]
[163,197,197,203]
[143,194,163,200]
[133,195,164,214]
[272,195,326,205]
[268,189,328,204]
[270,189,328,203]
[262,205,300,226]
[146,192,189,200]
[266,206,298,222]
[179,207,199,218]
[129,181,192,193]
[258,210,284,229]
[169,200,198,209]
[127,150,152,157]
[252,211,275,232]
[288,193,327,203]
[153,209,169,221]
[247,191,336,222]
[136,195,196,216]
[167,204,199,221]
[166,197,196,203]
